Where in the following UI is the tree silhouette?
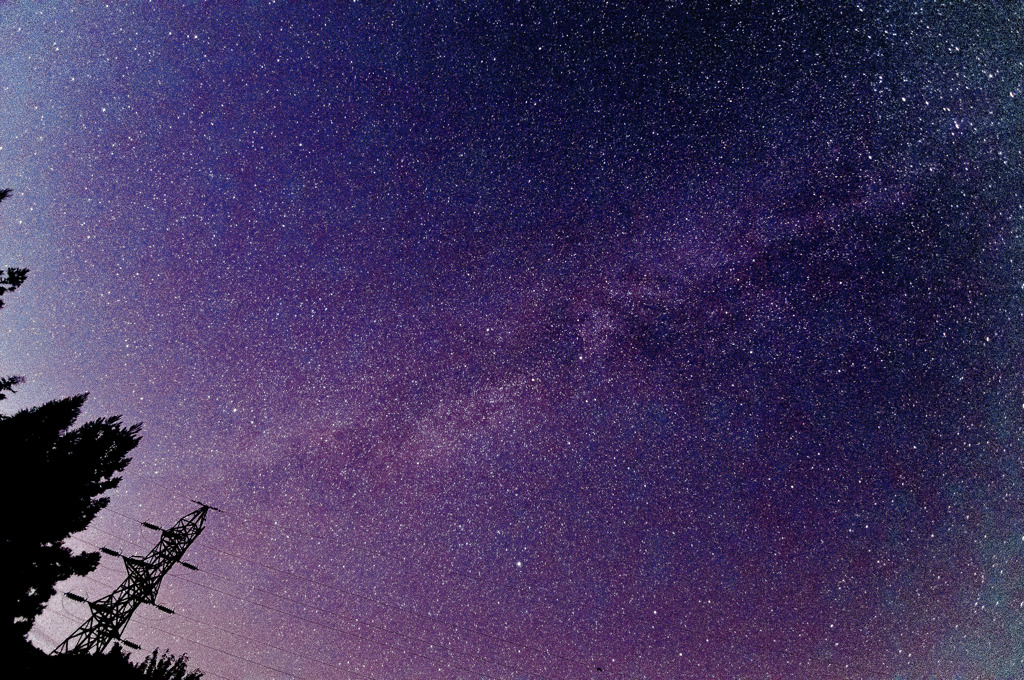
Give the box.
[2,192,204,680]
[0,189,26,308]
[0,191,29,402]
[0,255,140,644]
[0,265,28,312]
[0,188,29,401]
[138,649,204,680]
[0,375,26,401]
[1,394,141,639]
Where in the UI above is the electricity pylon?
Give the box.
[52,504,212,655]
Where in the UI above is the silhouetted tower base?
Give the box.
[52,504,210,655]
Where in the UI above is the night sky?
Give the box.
[1,1,1022,678]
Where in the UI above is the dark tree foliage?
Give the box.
[1,195,205,680]
[0,395,140,639]
[138,649,205,680]
[11,640,190,679]
[1,188,30,400]
[12,640,136,678]
[0,266,28,399]
[0,255,141,644]
[0,266,28,312]
[0,375,26,401]
[0,190,24,307]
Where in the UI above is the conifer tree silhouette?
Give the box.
[0,265,28,312]
[1,394,141,640]
[138,649,204,680]
[0,206,141,643]
[2,190,204,680]
[0,191,29,399]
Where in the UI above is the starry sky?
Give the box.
[1,1,1022,678]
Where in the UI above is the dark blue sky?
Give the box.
[1,2,1022,678]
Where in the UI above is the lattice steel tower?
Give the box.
[53,504,211,655]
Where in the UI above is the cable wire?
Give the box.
[103,503,640,679]
[47,605,236,680]
[185,562,524,680]
[68,537,523,680]
[192,536,591,679]
[117,484,681,678]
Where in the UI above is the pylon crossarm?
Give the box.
[51,505,210,656]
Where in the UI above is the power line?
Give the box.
[53,505,210,655]
[75,518,543,679]
[62,572,384,680]
[87,522,903,680]
[143,597,388,680]
[105,502,633,679]
[62,512,906,680]
[48,606,235,680]
[58,576,308,680]
[159,563,907,680]
[133,483,616,615]
[191,495,912,679]
[120,484,684,677]
[129,617,307,680]
[192,536,594,679]
[75,510,552,680]
[163,572,497,680]
[204,501,851,640]
[184,563,521,680]
[72,494,959,680]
